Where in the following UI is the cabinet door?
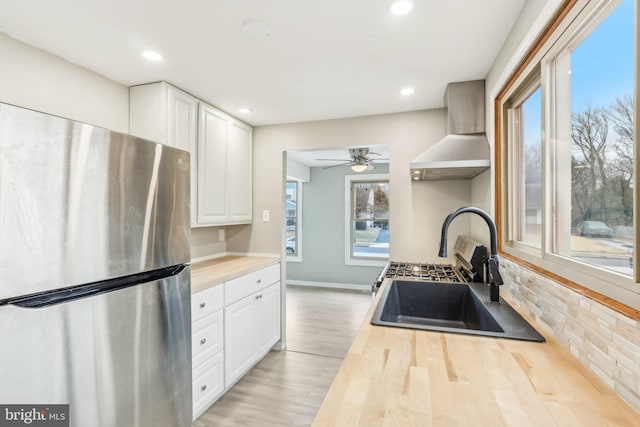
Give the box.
[257,282,281,356]
[167,86,198,225]
[198,104,228,224]
[227,120,252,223]
[224,294,257,388]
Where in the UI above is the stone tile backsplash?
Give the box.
[500,258,640,411]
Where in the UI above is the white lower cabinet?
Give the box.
[224,293,258,385]
[257,282,281,356]
[191,263,281,421]
[224,265,281,388]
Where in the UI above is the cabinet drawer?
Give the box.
[225,264,280,305]
[192,351,224,421]
[192,284,223,322]
[192,310,223,365]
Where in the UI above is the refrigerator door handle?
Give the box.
[1,265,186,308]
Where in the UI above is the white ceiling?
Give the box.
[0,0,525,126]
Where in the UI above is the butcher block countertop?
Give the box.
[190,255,280,294]
[312,280,640,427]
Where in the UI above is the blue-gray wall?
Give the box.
[287,163,389,287]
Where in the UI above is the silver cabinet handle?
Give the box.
[200,302,206,309]
[201,384,207,392]
[255,295,260,300]
[200,338,207,345]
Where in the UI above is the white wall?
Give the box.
[286,158,310,182]
[287,164,389,287]
[227,110,473,263]
[468,0,559,247]
[0,32,229,260]
[0,32,129,132]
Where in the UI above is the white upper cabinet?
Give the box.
[228,121,252,223]
[167,85,198,154]
[198,104,229,224]
[197,103,253,226]
[130,82,198,225]
[129,81,252,227]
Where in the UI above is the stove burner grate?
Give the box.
[385,262,464,283]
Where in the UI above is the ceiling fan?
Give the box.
[316,148,387,172]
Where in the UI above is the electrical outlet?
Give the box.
[262,210,270,222]
[219,229,225,242]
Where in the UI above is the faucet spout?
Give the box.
[438,206,502,302]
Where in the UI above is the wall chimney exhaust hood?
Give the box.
[410,80,490,181]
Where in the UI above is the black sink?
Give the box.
[376,280,503,332]
[371,280,545,342]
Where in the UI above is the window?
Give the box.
[285,181,302,261]
[345,174,389,266]
[500,0,637,307]
[550,0,634,275]
[508,81,542,248]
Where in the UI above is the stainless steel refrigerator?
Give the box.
[0,103,192,427]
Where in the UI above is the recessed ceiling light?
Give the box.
[142,50,162,61]
[390,1,414,16]
[400,87,415,96]
[238,107,253,114]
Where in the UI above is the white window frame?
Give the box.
[344,174,389,267]
[286,180,303,262]
[500,0,640,309]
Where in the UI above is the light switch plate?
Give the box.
[262,210,270,222]
[219,229,225,242]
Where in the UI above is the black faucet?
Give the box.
[438,206,504,302]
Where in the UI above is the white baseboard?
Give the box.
[287,279,371,292]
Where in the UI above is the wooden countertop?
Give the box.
[312,280,640,426]
[190,255,280,294]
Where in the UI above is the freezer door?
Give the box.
[0,103,190,300]
[0,267,192,427]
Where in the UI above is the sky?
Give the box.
[522,0,634,146]
[571,0,635,110]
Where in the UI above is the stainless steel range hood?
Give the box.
[411,80,490,181]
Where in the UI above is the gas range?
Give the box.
[373,236,488,292]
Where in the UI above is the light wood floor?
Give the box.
[194,285,373,426]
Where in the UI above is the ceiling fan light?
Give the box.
[351,164,368,173]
